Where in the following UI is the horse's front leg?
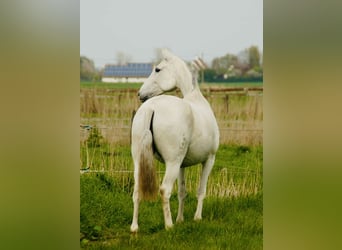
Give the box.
[194,154,215,220]
[160,163,180,229]
[176,167,186,223]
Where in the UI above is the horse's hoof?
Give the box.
[176,217,184,223]
[194,215,202,221]
[130,225,139,233]
[165,224,173,230]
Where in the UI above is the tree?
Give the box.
[80,56,96,81]
[248,46,261,70]
[116,51,132,65]
[203,69,217,82]
[211,53,238,76]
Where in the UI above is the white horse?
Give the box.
[130,49,219,233]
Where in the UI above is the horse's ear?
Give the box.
[161,49,174,61]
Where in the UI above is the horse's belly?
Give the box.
[181,154,205,167]
[181,141,215,167]
[181,120,219,167]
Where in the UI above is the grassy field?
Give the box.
[80,144,263,249]
[81,177,262,249]
[80,82,263,249]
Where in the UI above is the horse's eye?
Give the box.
[155,67,161,73]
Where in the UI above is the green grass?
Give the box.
[80,144,263,249]
[80,173,262,249]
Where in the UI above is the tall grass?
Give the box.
[80,86,263,145]
[80,137,262,198]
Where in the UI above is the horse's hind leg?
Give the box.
[130,161,140,233]
[160,162,181,229]
[176,168,186,223]
[194,154,216,220]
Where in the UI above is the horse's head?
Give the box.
[138,49,178,102]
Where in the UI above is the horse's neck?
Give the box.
[184,86,207,104]
[177,76,194,97]
[181,83,209,109]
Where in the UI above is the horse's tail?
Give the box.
[138,109,158,201]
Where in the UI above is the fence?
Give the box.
[80,87,263,145]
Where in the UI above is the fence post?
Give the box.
[225,94,229,113]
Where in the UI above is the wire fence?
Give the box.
[80,87,263,197]
[80,122,263,146]
[80,166,262,198]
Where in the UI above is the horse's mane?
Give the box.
[189,65,200,89]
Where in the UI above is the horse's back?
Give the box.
[132,94,219,167]
[133,95,192,127]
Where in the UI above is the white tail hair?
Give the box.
[138,109,158,200]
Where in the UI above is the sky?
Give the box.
[80,0,263,68]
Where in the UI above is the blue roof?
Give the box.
[103,63,153,77]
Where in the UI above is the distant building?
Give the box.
[102,63,153,83]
